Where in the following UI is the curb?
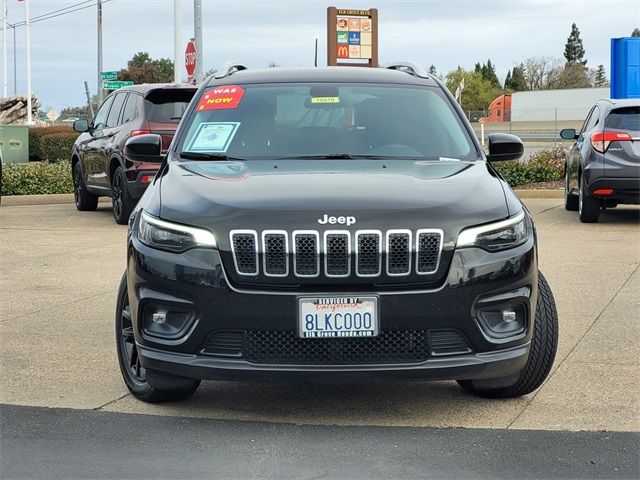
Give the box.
[1,194,110,207]
[514,189,563,199]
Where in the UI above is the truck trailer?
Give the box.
[480,87,610,123]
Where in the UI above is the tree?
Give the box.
[504,70,512,90]
[117,52,175,84]
[483,59,501,88]
[268,62,280,68]
[473,60,501,88]
[510,65,528,91]
[564,23,587,65]
[428,65,437,76]
[556,62,590,89]
[444,67,502,111]
[632,28,640,37]
[593,64,608,87]
[521,56,563,90]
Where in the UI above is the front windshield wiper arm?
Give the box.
[273,153,421,160]
[178,151,246,161]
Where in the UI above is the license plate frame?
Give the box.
[297,296,379,339]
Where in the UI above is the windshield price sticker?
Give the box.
[187,122,241,152]
[311,97,340,104]
[196,85,245,111]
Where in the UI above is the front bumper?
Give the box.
[126,234,538,382]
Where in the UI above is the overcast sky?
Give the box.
[2,0,639,110]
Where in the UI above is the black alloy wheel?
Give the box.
[111,167,135,225]
[115,273,200,403]
[73,162,98,211]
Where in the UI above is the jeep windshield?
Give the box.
[178,83,477,161]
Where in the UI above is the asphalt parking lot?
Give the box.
[1,198,639,478]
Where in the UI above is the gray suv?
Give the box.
[561,99,640,223]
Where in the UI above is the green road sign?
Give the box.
[103,80,134,90]
[100,71,118,81]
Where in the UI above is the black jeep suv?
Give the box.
[116,62,559,403]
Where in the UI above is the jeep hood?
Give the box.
[157,159,511,241]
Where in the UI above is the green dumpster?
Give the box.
[0,125,29,164]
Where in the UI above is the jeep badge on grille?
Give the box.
[317,214,356,226]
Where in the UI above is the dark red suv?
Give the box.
[71,84,197,224]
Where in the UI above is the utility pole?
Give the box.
[194,0,203,83]
[12,23,15,94]
[173,0,181,83]
[2,0,7,98]
[97,0,103,105]
[25,0,32,124]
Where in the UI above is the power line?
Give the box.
[3,0,112,29]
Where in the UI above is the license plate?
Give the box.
[298,296,378,338]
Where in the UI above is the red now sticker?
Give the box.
[197,85,245,111]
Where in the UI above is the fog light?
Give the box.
[477,305,526,339]
[142,305,195,339]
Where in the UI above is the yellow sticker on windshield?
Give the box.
[311,97,340,104]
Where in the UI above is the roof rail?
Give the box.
[214,62,248,79]
[386,62,430,79]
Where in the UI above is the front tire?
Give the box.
[578,176,600,223]
[457,273,559,399]
[73,162,98,211]
[111,166,135,225]
[115,273,200,403]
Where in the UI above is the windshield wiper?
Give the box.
[273,153,421,160]
[179,151,246,161]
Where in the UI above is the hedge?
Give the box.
[494,146,565,188]
[1,160,73,195]
[39,132,80,163]
[1,146,566,196]
[29,126,76,161]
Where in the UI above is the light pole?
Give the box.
[174,0,181,83]
[194,0,203,83]
[2,0,7,98]
[97,0,103,105]
[25,0,32,124]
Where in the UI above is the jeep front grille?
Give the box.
[230,228,442,279]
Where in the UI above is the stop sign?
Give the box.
[185,41,197,77]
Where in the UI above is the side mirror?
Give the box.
[124,134,164,163]
[486,133,524,162]
[560,128,578,140]
[73,119,89,133]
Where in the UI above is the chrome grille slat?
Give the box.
[416,229,443,274]
[293,231,320,277]
[324,231,351,278]
[262,230,288,277]
[356,230,382,277]
[230,230,258,276]
[386,230,412,276]
[229,228,443,278]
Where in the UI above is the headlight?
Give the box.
[138,210,217,253]
[456,211,529,252]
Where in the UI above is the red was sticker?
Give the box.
[197,85,245,111]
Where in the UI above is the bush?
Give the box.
[494,146,565,188]
[39,132,79,163]
[1,160,73,195]
[29,126,75,161]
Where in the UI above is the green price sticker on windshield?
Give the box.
[311,97,340,104]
